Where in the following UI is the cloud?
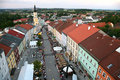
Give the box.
[0,0,120,9]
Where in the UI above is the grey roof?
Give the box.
[15,26,27,33]
[1,34,22,47]
[82,19,93,21]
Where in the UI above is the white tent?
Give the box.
[63,66,73,73]
[53,46,62,52]
[72,74,77,80]
[29,41,38,48]
[18,61,34,80]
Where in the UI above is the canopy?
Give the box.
[53,46,62,51]
[72,74,77,80]
[63,66,73,73]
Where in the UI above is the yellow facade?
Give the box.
[7,51,16,72]
[67,36,79,62]
[33,12,39,25]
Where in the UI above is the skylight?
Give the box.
[107,64,113,69]
[116,47,120,53]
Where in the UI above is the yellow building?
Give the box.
[7,51,16,72]
[33,5,39,25]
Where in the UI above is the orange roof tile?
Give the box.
[62,23,77,35]
[18,24,33,30]
[88,22,106,28]
[68,24,100,44]
[0,43,11,56]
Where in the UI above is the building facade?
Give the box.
[0,49,11,80]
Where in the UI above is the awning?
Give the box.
[53,46,62,51]
[72,74,77,80]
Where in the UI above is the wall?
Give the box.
[78,46,99,80]
[96,65,115,80]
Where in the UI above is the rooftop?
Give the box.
[88,22,106,28]
[18,24,33,30]
[55,21,73,34]
[99,51,120,80]
[0,43,11,56]
[62,23,77,35]
[80,31,120,61]
[68,24,99,44]
[8,30,25,39]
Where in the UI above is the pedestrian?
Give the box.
[84,75,86,78]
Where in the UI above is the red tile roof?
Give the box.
[55,21,73,34]
[13,18,29,22]
[88,22,106,28]
[80,31,120,61]
[18,24,33,30]
[68,24,100,44]
[62,23,77,35]
[0,43,11,56]
[8,30,24,39]
[99,51,120,80]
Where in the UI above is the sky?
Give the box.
[0,0,120,10]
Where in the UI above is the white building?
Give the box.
[18,61,34,80]
[0,49,11,80]
[29,41,38,48]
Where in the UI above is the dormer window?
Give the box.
[118,74,120,78]
[107,64,113,69]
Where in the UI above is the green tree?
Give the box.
[33,60,42,71]
[37,41,42,46]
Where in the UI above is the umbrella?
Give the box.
[63,66,73,73]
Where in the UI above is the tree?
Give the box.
[33,60,42,71]
[37,41,42,46]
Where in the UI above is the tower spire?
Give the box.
[34,5,37,12]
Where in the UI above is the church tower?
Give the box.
[33,5,39,25]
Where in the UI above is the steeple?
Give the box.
[34,5,37,12]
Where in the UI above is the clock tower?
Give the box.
[33,5,39,25]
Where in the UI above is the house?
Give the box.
[55,21,73,44]
[8,29,26,50]
[0,43,16,72]
[62,23,77,47]
[13,18,29,23]
[1,33,23,57]
[88,22,106,28]
[0,49,11,80]
[67,24,99,62]
[78,31,120,80]
[96,47,120,80]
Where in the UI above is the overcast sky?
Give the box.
[0,0,120,9]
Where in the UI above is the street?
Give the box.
[42,28,61,80]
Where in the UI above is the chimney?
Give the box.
[88,26,91,30]
[93,25,95,27]
[76,24,78,27]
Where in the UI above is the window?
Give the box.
[89,66,91,69]
[107,77,111,80]
[94,63,96,67]
[83,60,85,62]
[92,70,94,74]
[99,68,102,73]
[80,57,82,60]
[90,59,92,63]
[102,72,106,77]
[97,75,100,79]
[84,53,86,56]
[118,74,120,78]
[81,50,83,54]
[87,56,89,59]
